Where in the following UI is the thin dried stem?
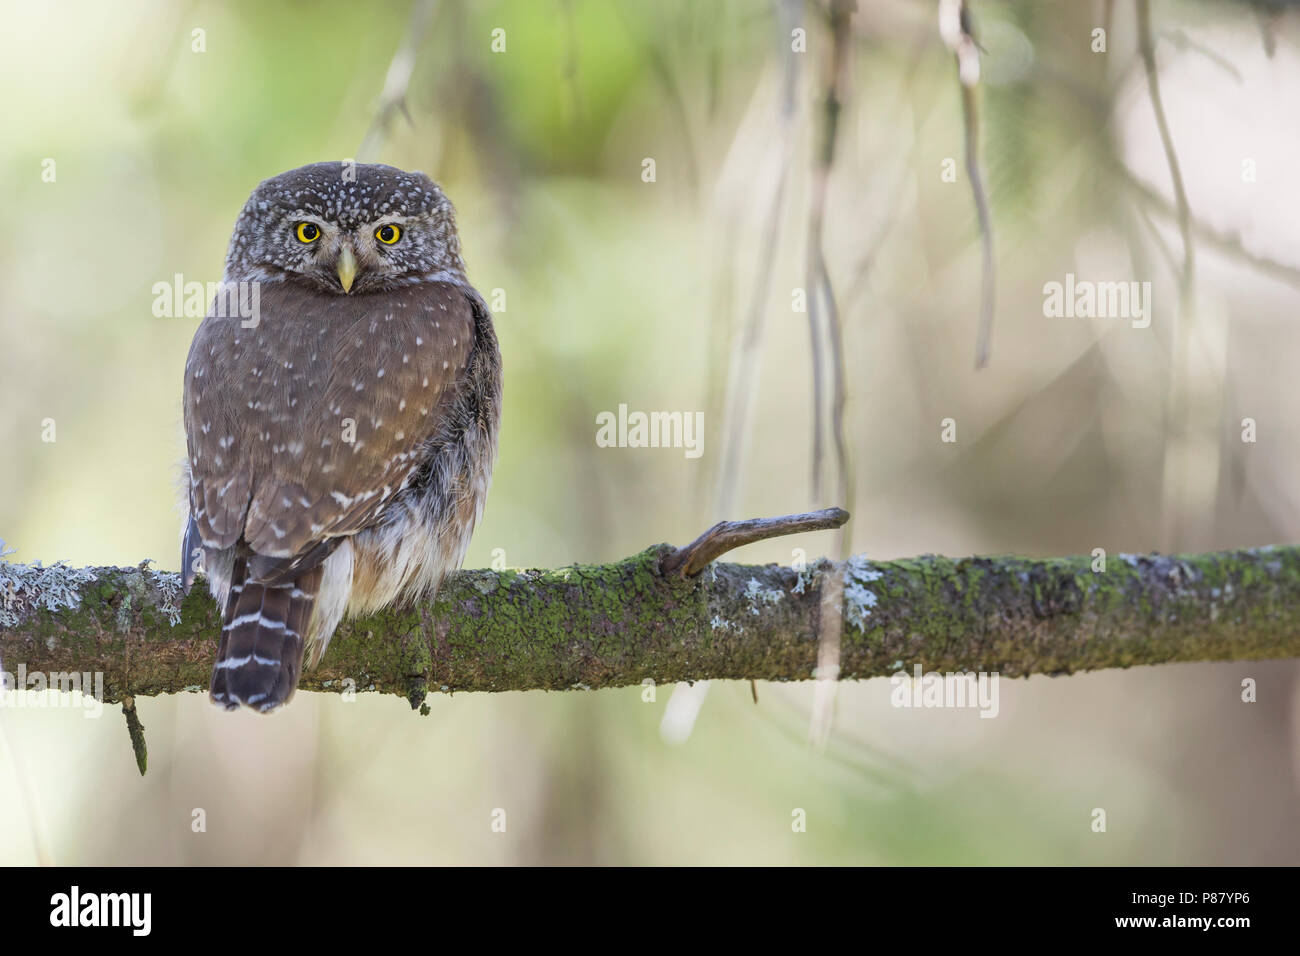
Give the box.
[1137,0,1194,301]
[940,0,996,368]
[805,0,855,512]
[356,0,439,162]
[714,0,802,519]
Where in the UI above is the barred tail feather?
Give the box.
[210,557,323,713]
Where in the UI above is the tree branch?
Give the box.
[3,534,1298,707]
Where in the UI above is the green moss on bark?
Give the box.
[1,545,1298,707]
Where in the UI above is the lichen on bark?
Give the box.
[1,544,1298,708]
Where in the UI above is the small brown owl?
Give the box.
[181,162,502,712]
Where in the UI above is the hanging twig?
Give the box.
[805,0,855,516]
[356,0,439,161]
[122,695,148,776]
[714,0,803,519]
[939,0,995,368]
[1137,0,1194,304]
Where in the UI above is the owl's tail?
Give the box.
[209,556,322,713]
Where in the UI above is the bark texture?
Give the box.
[1,544,1297,707]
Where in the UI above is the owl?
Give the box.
[181,162,502,712]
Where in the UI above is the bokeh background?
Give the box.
[3,0,1299,864]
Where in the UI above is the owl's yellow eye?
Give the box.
[375,224,401,245]
[295,222,321,243]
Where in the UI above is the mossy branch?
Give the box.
[2,534,1299,708]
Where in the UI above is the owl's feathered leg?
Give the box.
[209,556,322,713]
[305,540,354,668]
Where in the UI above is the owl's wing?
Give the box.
[184,280,478,585]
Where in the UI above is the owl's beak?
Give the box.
[336,246,358,294]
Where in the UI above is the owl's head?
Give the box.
[223,162,466,295]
